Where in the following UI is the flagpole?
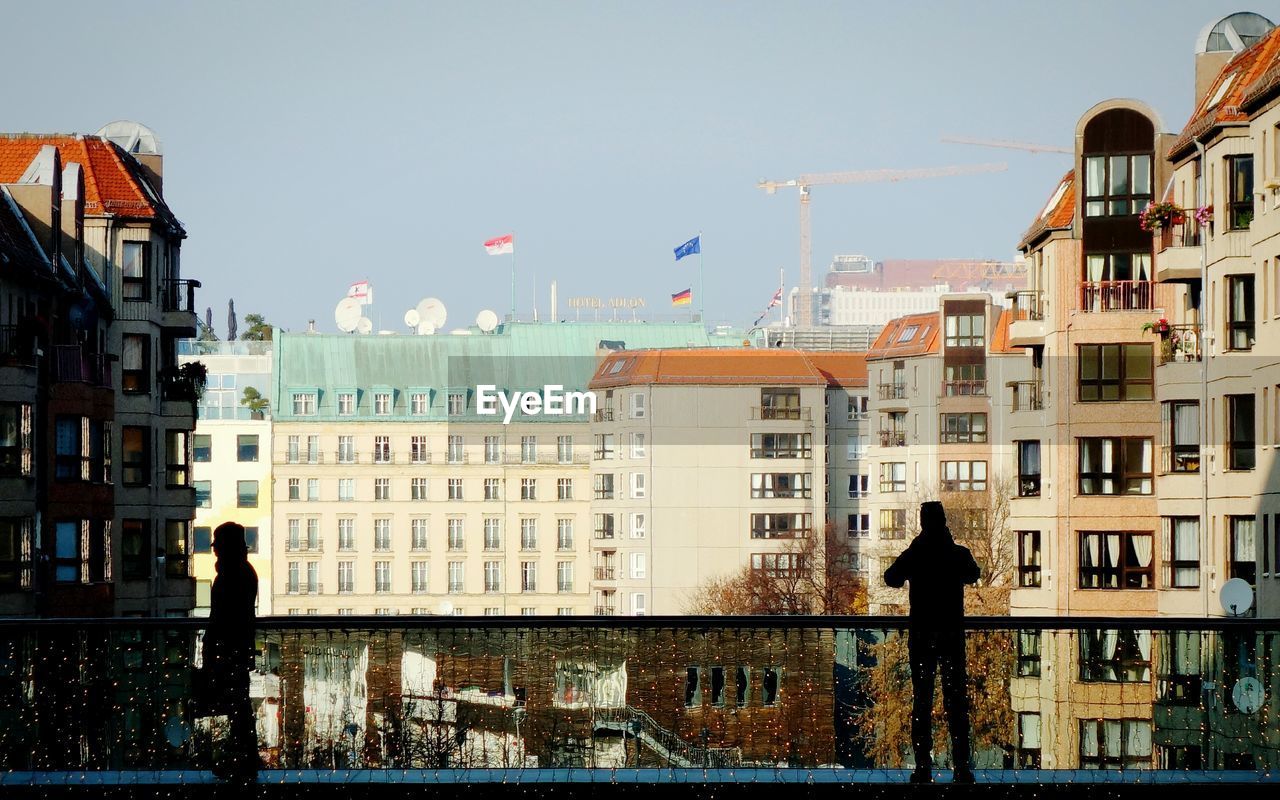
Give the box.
[779,267,785,326]
[510,245,517,322]
[698,230,705,324]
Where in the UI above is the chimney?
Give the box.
[60,163,86,282]
[7,145,62,267]
[134,153,163,197]
[307,319,317,334]
[550,280,558,321]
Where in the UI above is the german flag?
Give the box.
[671,288,692,307]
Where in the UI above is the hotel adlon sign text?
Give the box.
[567,296,646,309]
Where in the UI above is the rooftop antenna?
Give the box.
[334,297,361,333]
[416,298,447,331]
[356,316,373,335]
[404,308,421,332]
[476,309,499,333]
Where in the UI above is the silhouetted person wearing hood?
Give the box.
[884,501,980,784]
[202,522,259,780]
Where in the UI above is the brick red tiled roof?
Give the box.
[0,134,160,219]
[1170,25,1280,159]
[589,349,866,389]
[1018,171,1074,250]
[865,312,939,360]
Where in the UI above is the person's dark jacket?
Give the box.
[883,525,980,627]
[202,559,258,707]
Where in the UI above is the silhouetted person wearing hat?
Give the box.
[202,522,259,780]
[884,501,980,784]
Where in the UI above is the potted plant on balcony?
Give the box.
[1139,201,1185,232]
[1141,318,1171,336]
[241,386,269,420]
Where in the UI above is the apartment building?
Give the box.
[586,349,867,616]
[268,322,722,616]
[860,300,1028,609]
[179,340,274,615]
[0,126,197,616]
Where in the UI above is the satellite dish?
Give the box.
[404,309,421,328]
[1220,578,1254,616]
[416,322,436,336]
[1233,677,1264,714]
[476,309,499,332]
[416,297,447,330]
[95,120,163,154]
[357,317,373,335]
[334,297,362,332]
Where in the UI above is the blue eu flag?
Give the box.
[674,235,700,261]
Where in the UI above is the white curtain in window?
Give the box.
[1136,630,1151,662]
[1139,440,1153,473]
[1082,534,1098,569]
[1104,720,1122,758]
[1087,255,1106,282]
[1126,721,1152,758]
[1132,534,1152,569]
[1173,404,1199,444]
[1020,714,1041,749]
[1134,253,1152,281]
[1101,440,1115,493]
[1106,534,1121,568]
[1102,629,1119,660]
[1020,442,1040,475]
[1233,518,1256,560]
[1173,518,1199,560]
[1081,721,1100,757]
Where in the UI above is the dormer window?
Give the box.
[1084,154,1152,217]
[292,392,316,416]
[896,325,919,343]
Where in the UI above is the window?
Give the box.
[373,435,391,464]
[447,478,463,500]
[411,392,429,415]
[237,480,259,508]
[163,519,190,579]
[485,477,501,500]
[1018,531,1041,587]
[521,518,538,550]
[375,561,391,593]
[483,518,501,550]
[53,521,80,583]
[161,430,188,487]
[630,592,647,616]
[1079,629,1152,683]
[121,334,149,393]
[1083,153,1152,216]
[557,561,574,592]
[411,435,429,464]
[521,478,537,501]
[942,363,985,396]
[305,434,318,463]
[1078,344,1153,401]
[374,518,391,551]
[750,433,811,459]
[410,518,427,551]
[593,473,615,500]
[521,561,537,592]
[286,519,301,550]
[1227,393,1255,470]
[684,667,704,707]
[557,477,573,501]
[1079,531,1154,589]
[1078,437,1152,495]
[751,552,805,578]
[1017,632,1041,678]
[307,477,319,501]
[629,391,647,419]
[193,526,213,554]
[122,426,148,486]
[879,508,907,539]
[121,520,149,580]
[944,314,985,347]
[630,433,645,459]
[630,513,646,539]
[292,392,316,416]
[879,462,906,493]
[847,395,868,420]
[751,473,812,499]
[557,435,574,463]
[485,435,501,463]
[846,474,869,499]
[285,435,299,463]
[1227,275,1255,349]
[447,391,465,416]
[193,434,212,462]
[337,392,355,415]
[558,518,575,550]
[760,388,800,419]
[448,435,465,464]
[373,477,390,501]
[484,560,502,593]
[338,561,355,593]
[594,513,615,539]
[1161,401,1200,473]
[287,478,300,501]
[448,519,464,550]
[1015,713,1041,769]
[940,413,987,443]
[337,435,355,463]
[121,240,149,299]
[593,434,615,460]
[762,667,780,706]
[1163,517,1199,589]
[521,435,537,463]
[194,480,212,508]
[629,552,647,580]
[630,472,646,499]
[750,513,811,539]
[1226,154,1254,230]
[848,513,870,538]
[54,416,85,481]
[339,518,356,551]
[1017,441,1040,497]
[411,477,428,500]
[1157,631,1202,706]
[1230,516,1257,585]
[940,460,987,491]
[374,392,392,415]
[338,478,354,501]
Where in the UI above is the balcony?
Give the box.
[593,408,615,422]
[877,382,907,401]
[877,430,906,447]
[51,345,114,388]
[1158,324,1202,364]
[594,566,617,581]
[1080,280,1155,312]
[1155,222,1202,282]
[1006,290,1046,346]
[0,324,38,368]
[1009,381,1044,412]
[160,279,201,333]
[0,616,1275,789]
[942,379,987,397]
[749,406,812,421]
[285,539,325,553]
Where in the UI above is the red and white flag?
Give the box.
[348,280,370,300]
[767,287,782,309]
[483,233,515,255]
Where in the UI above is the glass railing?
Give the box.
[0,617,1275,784]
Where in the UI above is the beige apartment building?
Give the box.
[586,349,867,616]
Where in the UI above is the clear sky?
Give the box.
[1,1,1264,333]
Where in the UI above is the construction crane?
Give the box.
[941,135,1072,155]
[931,260,1028,285]
[757,163,1008,327]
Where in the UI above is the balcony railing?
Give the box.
[1008,289,1045,321]
[877,430,906,447]
[594,566,617,581]
[1080,280,1155,312]
[0,324,37,367]
[749,406,812,421]
[877,382,907,400]
[0,617,1275,783]
[1158,220,1202,251]
[1159,324,1202,364]
[942,379,987,397]
[51,345,114,387]
[1009,381,1044,411]
[161,279,201,314]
